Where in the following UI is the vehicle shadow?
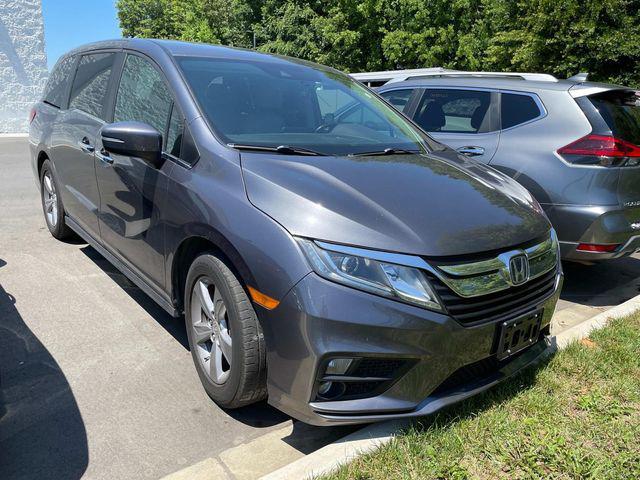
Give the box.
[0,258,89,480]
[79,245,189,350]
[77,246,290,428]
[561,255,640,308]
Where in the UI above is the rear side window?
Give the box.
[501,93,541,129]
[414,89,492,133]
[43,55,76,108]
[588,90,640,145]
[114,54,173,138]
[69,53,117,120]
[380,89,414,112]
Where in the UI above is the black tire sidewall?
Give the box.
[184,255,249,406]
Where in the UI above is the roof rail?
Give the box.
[350,68,558,86]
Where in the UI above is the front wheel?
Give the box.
[185,253,267,408]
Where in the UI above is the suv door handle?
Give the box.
[96,148,114,165]
[457,146,485,157]
[78,137,95,154]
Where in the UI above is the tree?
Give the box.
[116,0,640,86]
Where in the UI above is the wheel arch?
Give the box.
[170,230,257,315]
[36,150,49,178]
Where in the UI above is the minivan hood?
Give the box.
[240,149,550,257]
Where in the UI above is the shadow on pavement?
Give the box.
[79,245,189,350]
[561,256,640,307]
[78,246,292,429]
[0,258,89,480]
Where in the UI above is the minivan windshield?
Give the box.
[176,56,430,156]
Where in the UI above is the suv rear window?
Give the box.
[501,93,541,129]
[588,90,640,145]
[43,55,76,108]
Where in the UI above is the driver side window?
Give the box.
[114,54,173,142]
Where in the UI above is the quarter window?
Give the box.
[114,54,173,137]
[43,55,76,108]
[69,53,117,120]
[380,89,414,112]
[414,89,492,133]
[501,93,541,129]
[166,106,184,158]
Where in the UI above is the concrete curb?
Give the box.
[0,133,28,137]
[554,292,640,348]
[259,419,409,480]
[261,293,640,480]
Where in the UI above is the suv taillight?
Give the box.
[28,107,36,124]
[557,134,640,167]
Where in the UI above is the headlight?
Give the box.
[297,238,442,311]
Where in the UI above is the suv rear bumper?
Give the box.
[544,204,640,261]
[260,271,563,426]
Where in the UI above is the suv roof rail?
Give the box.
[350,68,558,86]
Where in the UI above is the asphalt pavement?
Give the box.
[1,137,638,480]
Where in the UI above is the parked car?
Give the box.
[30,40,561,425]
[353,69,640,262]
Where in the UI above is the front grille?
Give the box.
[430,267,558,326]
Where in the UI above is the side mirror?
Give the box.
[101,121,163,168]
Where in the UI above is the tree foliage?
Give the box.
[117,0,640,86]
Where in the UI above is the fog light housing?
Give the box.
[316,381,346,400]
[325,358,353,375]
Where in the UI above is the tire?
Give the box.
[184,253,267,408]
[40,159,73,240]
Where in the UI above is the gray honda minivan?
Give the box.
[29,39,562,425]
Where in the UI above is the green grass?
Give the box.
[321,314,640,480]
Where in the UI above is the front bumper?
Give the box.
[544,203,640,261]
[260,270,563,426]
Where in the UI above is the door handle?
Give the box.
[78,137,95,154]
[96,148,114,165]
[457,146,485,157]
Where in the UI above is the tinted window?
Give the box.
[166,106,184,158]
[588,90,640,145]
[176,57,430,156]
[415,89,491,133]
[501,93,541,129]
[69,53,116,119]
[43,55,76,108]
[380,89,413,112]
[114,55,173,136]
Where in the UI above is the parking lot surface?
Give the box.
[0,138,350,480]
[1,137,638,479]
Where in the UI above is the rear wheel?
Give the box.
[185,253,267,408]
[40,159,73,240]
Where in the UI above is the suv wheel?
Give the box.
[185,253,267,408]
[40,159,73,240]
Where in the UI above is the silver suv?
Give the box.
[356,69,640,262]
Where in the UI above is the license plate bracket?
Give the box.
[496,311,543,361]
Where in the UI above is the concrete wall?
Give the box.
[0,0,48,133]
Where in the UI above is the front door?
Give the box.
[95,53,180,291]
[53,52,118,238]
[410,88,500,164]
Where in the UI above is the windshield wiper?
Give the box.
[228,144,326,156]
[349,148,422,157]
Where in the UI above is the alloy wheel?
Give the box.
[42,172,58,227]
[190,277,233,384]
